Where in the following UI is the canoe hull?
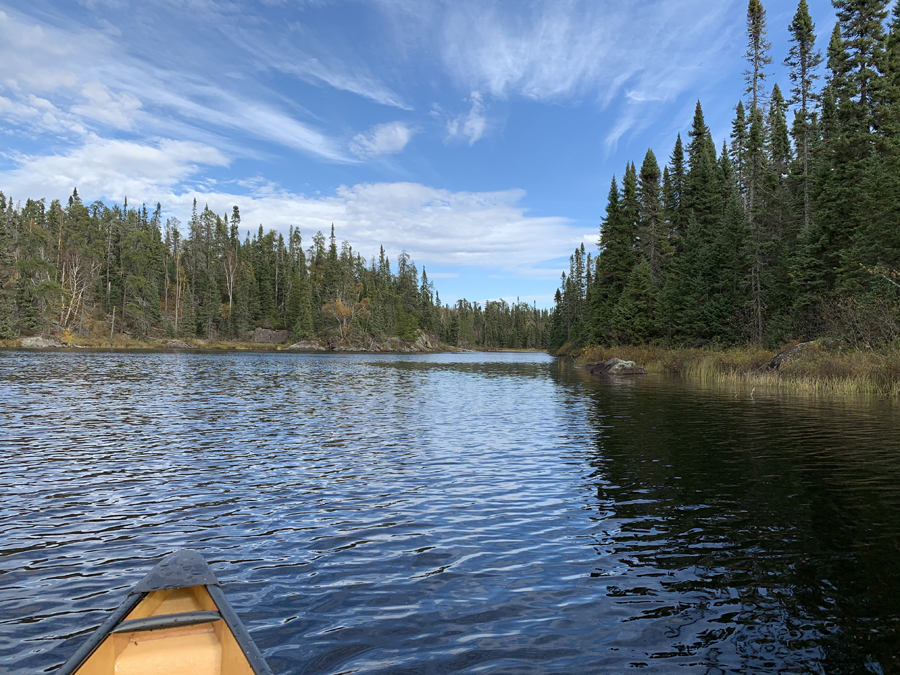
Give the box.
[57,551,271,675]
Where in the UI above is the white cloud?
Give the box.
[294,57,411,109]
[445,91,488,145]
[434,1,733,102]
[350,121,417,157]
[378,0,737,148]
[70,82,142,130]
[0,8,353,162]
[2,137,228,202]
[0,136,589,275]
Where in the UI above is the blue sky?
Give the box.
[0,0,839,306]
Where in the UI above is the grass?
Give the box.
[573,342,900,397]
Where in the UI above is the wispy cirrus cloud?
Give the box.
[0,8,354,162]
[232,28,412,111]
[377,0,739,148]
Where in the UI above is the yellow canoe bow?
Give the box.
[57,550,272,675]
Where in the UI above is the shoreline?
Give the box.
[569,343,900,398]
[0,336,458,354]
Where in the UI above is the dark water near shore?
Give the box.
[1,351,899,674]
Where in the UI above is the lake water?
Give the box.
[1,351,899,674]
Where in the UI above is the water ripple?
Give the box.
[1,351,899,674]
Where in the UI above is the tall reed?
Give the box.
[575,343,900,397]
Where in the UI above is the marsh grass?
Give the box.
[576,343,900,397]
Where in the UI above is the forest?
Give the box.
[549,0,900,353]
[4,0,898,357]
[0,195,549,350]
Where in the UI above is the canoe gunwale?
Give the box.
[207,584,272,675]
[55,591,144,675]
[55,550,272,675]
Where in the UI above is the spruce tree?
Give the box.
[745,0,773,112]
[668,134,687,239]
[638,149,669,285]
[785,0,822,229]
[684,101,721,231]
[612,258,654,344]
[592,177,635,342]
[0,209,15,339]
[730,101,750,201]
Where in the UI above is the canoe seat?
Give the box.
[115,626,222,675]
[113,611,222,633]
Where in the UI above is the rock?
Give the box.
[20,336,64,348]
[413,330,439,352]
[286,340,326,351]
[587,357,648,377]
[166,340,195,349]
[250,328,290,344]
[763,341,816,370]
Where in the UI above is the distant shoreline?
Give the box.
[0,336,551,355]
[0,336,449,354]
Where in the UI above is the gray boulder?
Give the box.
[166,340,195,349]
[414,330,439,351]
[21,336,64,348]
[588,357,648,376]
[250,328,290,344]
[286,340,326,351]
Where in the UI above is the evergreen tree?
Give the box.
[731,100,750,200]
[785,0,822,229]
[592,177,635,343]
[637,149,669,285]
[745,0,773,112]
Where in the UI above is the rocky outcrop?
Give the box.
[286,340,327,351]
[20,336,65,348]
[414,331,439,351]
[763,341,816,370]
[586,357,648,376]
[312,330,442,353]
[166,340,195,349]
[250,328,290,344]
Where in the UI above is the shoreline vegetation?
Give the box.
[6,331,899,398]
[0,201,550,353]
[565,342,900,398]
[544,1,900,401]
[0,332,538,354]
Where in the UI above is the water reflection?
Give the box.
[575,370,900,673]
[0,351,898,674]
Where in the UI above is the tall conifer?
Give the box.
[745,0,773,112]
[785,0,822,229]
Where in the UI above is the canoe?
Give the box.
[57,550,272,675]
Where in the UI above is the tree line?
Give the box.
[0,192,549,350]
[549,0,900,352]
